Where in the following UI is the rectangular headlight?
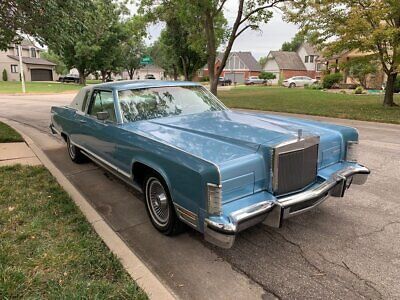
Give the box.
[207,183,222,215]
[346,141,358,162]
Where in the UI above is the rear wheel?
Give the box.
[144,174,184,235]
[66,136,87,163]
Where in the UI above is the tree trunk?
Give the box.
[128,68,134,80]
[173,65,178,81]
[180,56,189,81]
[203,8,218,95]
[78,69,86,85]
[384,72,398,106]
[101,70,107,82]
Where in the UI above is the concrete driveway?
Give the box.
[0,93,399,299]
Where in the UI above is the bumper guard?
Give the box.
[204,164,370,248]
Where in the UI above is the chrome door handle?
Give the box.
[80,120,87,124]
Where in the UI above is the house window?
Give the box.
[305,56,309,63]
[310,55,314,63]
[30,48,37,58]
[15,46,20,56]
[11,65,18,73]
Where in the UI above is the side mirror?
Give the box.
[97,111,110,121]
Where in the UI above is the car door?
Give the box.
[79,89,120,167]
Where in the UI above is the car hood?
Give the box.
[121,110,345,165]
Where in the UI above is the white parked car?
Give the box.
[283,76,318,88]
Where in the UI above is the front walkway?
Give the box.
[0,142,42,166]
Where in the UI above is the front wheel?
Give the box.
[144,174,185,235]
[289,82,296,88]
[66,136,87,163]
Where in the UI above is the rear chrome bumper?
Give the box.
[204,164,370,248]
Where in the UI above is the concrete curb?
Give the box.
[1,118,176,300]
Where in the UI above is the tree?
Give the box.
[120,17,147,80]
[342,56,378,89]
[196,0,285,95]
[47,0,128,84]
[259,56,268,69]
[41,51,68,75]
[281,31,305,51]
[0,0,90,50]
[150,33,179,80]
[141,0,211,81]
[285,0,400,106]
[141,0,284,95]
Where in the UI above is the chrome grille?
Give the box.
[272,136,319,195]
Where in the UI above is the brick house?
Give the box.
[0,39,57,82]
[264,42,324,84]
[319,49,386,89]
[200,52,262,84]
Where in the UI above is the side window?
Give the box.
[81,90,90,112]
[88,90,117,122]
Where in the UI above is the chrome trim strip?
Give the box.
[70,141,132,179]
[175,203,198,228]
[272,135,320,193]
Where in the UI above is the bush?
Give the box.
[354,86,364,94]
[2,69,8,81]
[200,76,209,82]
[305,82,323,90]
[322,73,343,89]
[259,71,276,80]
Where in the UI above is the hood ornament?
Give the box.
[297,129,303,141]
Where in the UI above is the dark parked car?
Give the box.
[218,77,232,86]
[145,74,156,80]
[58,74,80,83]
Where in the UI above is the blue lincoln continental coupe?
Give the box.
[50,81,370,248]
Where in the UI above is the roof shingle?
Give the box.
[7,55,56,66]
[269,51,306,70]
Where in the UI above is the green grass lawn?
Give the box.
[0,165,147,299]
[86,79,103,84]
[0,81,82,94]
[0,121,24,143]
[219,86,400,124]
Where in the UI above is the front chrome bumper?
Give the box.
[204,164,370,248]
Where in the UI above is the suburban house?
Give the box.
[200,52,262,84]
[0,39,57,81]
[264,42,323,84]
[319,49,385,89]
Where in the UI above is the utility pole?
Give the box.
[18,45,26,93]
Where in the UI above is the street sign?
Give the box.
[140,56,153,65]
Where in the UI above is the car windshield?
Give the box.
[117,86,226,122]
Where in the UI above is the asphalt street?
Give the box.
[0,92,399,299]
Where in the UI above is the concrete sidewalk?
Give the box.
[0,142,41,166]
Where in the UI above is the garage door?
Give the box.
[224,72,245,84]
[31,69,53,81]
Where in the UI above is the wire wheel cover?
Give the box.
[147,178,170,226]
